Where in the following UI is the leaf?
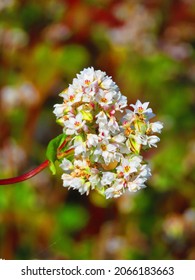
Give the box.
[46,133,67,175]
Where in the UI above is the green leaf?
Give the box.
[46,133,67,175]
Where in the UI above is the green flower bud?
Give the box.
[134,119,147,134]
[126,136,141,154]
[80,110,93,122]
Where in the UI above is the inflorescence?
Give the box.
[53,67,163,199]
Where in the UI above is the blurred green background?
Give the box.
[0,0,195,260]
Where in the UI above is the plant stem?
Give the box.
[0,159,49,185]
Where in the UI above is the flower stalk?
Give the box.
[0,159,49,185]
[0,138,70,185]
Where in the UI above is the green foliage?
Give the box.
[46,133,67,175]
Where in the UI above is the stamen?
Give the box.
[74,121,81,127]
[138,106,143,112]
[69,95,75,101]
[101,97,107,103]
[85,80,90,85]
[101,144,107,151]
[124,166,130,173]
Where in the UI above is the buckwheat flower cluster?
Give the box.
[53,67,163,199]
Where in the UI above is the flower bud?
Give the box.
[126,136,141,154]
[134,119,147,134]
[101,160,118,171]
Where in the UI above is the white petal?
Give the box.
[150,121,163,133]
[147,135,160,147]
[61,174,73,187]
[53,104,66,118]
[60,158,73,171]
[101,172,115,185]
[142,101,149,110]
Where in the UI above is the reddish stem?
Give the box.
[57,136,71,152]
[0,159,49,185]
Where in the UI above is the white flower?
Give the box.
[134,133,147,146]
[76,181,91,195]
[116,156,140,177]
[149,121,163,133]
[99,129,110,138]
[114,92,127,111]
[81,80,99,102]
[108,116,120,133]
[86,134,99,148]
[147,135,160,147]
[99,74,118,90]
[64,113,85,135]
[60,158,73,171]
[123,109,135,123]
[61,173,74,187]
[139,164,151,178]
[127,176,147,192]
[98,116,120,136]
[112,134,129,154]
[135,134,160,147]
[117,143,129,154]
[74,158,89,169]
[89,171,101,189]
[104,179,124,199]
[131,154,142,165]
[61,87,82,105]
[112,133,126,143]
[96,111,108,127]
[76,67,96,84]
[53,103,66,118]
[71,177,83,188]
[96,89,114,107]
[130,100,155,119]
[94,140,117,164]
[101,172,116,186]
[62,174,90,195]
[113,152,123,162]
[74,138,86,155]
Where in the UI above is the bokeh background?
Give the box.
[0,0,195,260]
